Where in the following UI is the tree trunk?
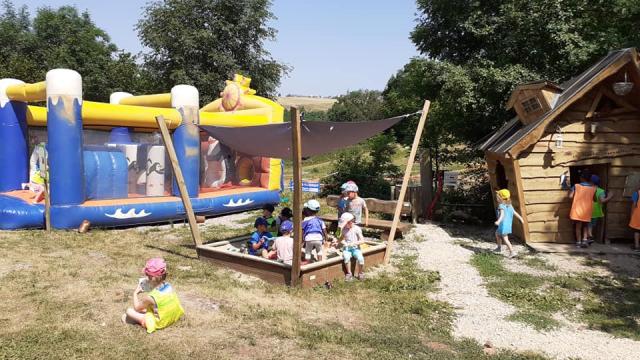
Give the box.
[419,148,433,221]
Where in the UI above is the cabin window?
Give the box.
[521,97,542,113]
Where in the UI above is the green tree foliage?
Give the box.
[137,0,288,104]
[384,0,640,165]
[412,0,640,79]
[322,133,400,199]
[327,90,384,121]
[383,58,535,162]
[0,1,143,101]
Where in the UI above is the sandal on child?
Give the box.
[345,273,353,281]
[357,272,365,281]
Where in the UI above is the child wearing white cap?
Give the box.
[338,212,365,281]
[302,199,327,262]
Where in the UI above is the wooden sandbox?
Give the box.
[196,236,387,287]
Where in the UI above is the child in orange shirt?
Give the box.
[628,188,640,252]
[569,170,595,248]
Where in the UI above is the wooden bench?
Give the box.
[319,195,413,240]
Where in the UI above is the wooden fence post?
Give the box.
[155,115,202,248]
[383,100,430,264]
[290,107,303,286]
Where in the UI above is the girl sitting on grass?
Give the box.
[494,189,524,258]
[123,258,184,333]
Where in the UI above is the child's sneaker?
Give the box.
[575,241,583,248]
[357,272,365,281]
[492,246,502,253]
[508,251,517,259]
[345,273,353,282]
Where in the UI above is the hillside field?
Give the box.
[277,96,337,112]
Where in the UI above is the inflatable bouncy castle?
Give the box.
[0,71,283,229]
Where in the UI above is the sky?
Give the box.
[10,0,420,97]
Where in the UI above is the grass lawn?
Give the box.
[0,225,547,359]
[471,252,640,338]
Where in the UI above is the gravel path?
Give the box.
[410,223,640,360]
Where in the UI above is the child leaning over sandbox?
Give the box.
[493,189,524,258]
[302,199,327,262]
[338,212,365,281]
[123,258,184,333]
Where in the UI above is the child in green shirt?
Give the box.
[587,175,614,244]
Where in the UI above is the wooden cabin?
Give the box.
[480,48,640,244]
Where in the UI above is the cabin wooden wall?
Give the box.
[516,90,639,243]
[485,155,529,242]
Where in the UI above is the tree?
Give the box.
[412,0,640,81]
[0,1,143,101]
[327,90,384,122]
[385,0,640,157]
[137,0,289,104]
[386,0,640,220]
[321,133,400,199]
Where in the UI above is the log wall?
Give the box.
[516,91,639,243]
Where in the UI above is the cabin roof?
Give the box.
[480,48,636,156]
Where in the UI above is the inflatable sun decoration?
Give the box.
[220,74,256,112]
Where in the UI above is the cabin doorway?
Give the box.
[569,163,610,243]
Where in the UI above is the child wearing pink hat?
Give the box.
[123,258,184,333]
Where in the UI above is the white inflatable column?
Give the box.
[170,85,200,197]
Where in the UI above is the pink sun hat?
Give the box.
[143,257,167,277]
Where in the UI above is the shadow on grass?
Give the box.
[144,244,199,260]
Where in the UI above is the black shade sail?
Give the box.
[199,114,415,160]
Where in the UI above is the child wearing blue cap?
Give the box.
[268,220,294,265]
[249,217,271,257]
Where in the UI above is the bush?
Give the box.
[321,134,400,199]
[438,166,494,224]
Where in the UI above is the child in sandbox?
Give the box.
[628,187,640,252]
[337,181,355,218]
[276,207,293,235]
[494,189,524,258]
[569,170,595,248]
[338,212,366,281]
[267,220,294,265]
[122,258,184,333]
[262,204,278,237]
[302,199,327,262]
[249,217,272,257]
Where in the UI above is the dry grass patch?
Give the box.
[0,226,546,359]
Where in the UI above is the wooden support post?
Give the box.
[290,107,303,286]
[44,152,51,232]
[155,115,202,248]
[383,100,430,264]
